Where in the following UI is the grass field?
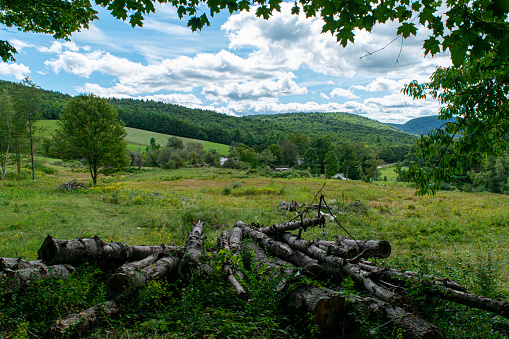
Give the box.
[37,120,230,155]
[1,157,509,338]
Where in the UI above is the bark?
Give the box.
[317,237,392,259]
[257,216,325,235]
[0,257,44,270]
[314,242,359,259]
[45,301,120,338]
[437,288,509,319]
[236,221,322,277]
[280,232,402,306]
[279,200,301,211]
[29,116,35,181]
[229,227,243,252]
[37,235,182,266]
[3,264,75,291]
[107,255,181,296]
[178,220,212,277]
[366,300,445,339]
[286,285,345,334]
[357,260,468,292]
[0,144,8,180]
[217,230,247,299]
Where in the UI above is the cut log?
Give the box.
[229,227,243,252]
[236,221,322,277]
[314,242,359,259]
[337,236,391,259]
[38,235,182,266]
[358,260,469,292]
[178,220,212,277]
[280,232,402,306]
[257,216,325,235]
[218,230,247,299]
[316,237,392,259]
[286,285,345,334]
[107,255,181,296]
[366,300,445,339]
[0,257,44,270]
[106,255,159,296]
[3,264,75,291]
[46,301,120,338]
[279,200,301,211]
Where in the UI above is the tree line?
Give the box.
[2,78,508,193]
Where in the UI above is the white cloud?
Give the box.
[37,41,80,54]
[330,88,359,99]
[142,93,203,107]
[143,18,198,38]
[202,75,307,103]
[0,63,30,80]
[36,2,452,123]
[8,39,33,53]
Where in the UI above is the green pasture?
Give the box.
[1,157,509,338]
[36,120,230,155]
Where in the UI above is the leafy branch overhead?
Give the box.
[1,0,507,67]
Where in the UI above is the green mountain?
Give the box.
[388,115,453,135]
[0,80,416,148]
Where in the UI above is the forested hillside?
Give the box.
[0,80,415,149]
[388,115,453,135]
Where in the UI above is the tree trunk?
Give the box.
[280,232,402,306]
[236,221,322,277]
[365,299,445,339]
[286,285,345,334]
[178,220,212,277]
[3,264,75,291]
[257,216,325,235]
[0,144,8,180]
[46,301,120,338]
[218,230,247,299]
[29,116,35,180]
[357,260,468,292]
[315,238,391,259]
[16,146,20,180]
[0,257,44,270]
[107,255,181,296]
[37,235,182,267]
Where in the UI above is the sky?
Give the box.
[0,3,452,124]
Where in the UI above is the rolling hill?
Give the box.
[2,80,416,148]
[388,115,453,135]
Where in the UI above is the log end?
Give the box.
[314,295,346,334]
[38,235,60,265]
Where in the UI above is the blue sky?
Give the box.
[0,3,451,124]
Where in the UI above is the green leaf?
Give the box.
[423,37,441,56]
[397,22,417,38]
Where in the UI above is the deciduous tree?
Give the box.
[56,94,129,185]
[0,90,15,180]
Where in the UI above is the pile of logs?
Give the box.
[2,217,509,338]
[58,179,89,191]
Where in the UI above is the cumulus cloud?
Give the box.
[8,39,33,53]
[0,63,30,80]
[330,88,359,99]
[37,41,80,54]
[38,2,451,123]
[202,75,307,103]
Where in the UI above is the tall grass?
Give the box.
[1,157,509,337]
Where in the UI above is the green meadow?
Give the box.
[1,157,508,338]
[37,120,230,155]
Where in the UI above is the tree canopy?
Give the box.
[56,94,129,185]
